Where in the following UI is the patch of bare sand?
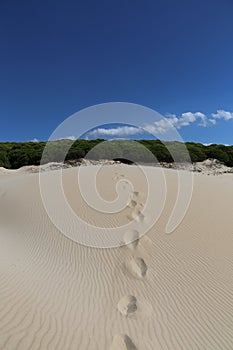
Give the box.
[0,165,233,349]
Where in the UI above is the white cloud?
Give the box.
[30,138,39,142]
[144,111,207,134]
[179,112,207,127]
[84,112,207,139]
[54,136,76,140]
[203,142,229,146]
[50,136,76,141]
[143,119,173,134]
[212,110,233,121]
[64,135,76,140]
[195,112,208,127]
[85,126,144,139]
[209,118,217,125]
[83,109,233,139]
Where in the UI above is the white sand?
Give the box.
[0,164,233,349]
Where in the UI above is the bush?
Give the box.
[0,139,232,169]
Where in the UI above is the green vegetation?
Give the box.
[0,139,232,169]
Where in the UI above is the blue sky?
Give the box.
[0,0,233,144]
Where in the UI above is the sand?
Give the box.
[0,164,233,349]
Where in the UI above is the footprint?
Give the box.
[131,209,145,223]
[121,180,131,191]
[113,173,125,180]
[137,202,144,210]
[123,230,139,249]
[0,188,6,198]
[127,199,137,208]
[129,257,148,278]
[117,295,137,316]
[110,334,137,350]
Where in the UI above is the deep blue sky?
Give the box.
[1,0,233,144]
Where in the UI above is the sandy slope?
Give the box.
[0,165,233,350]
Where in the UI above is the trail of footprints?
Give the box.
[111,172,149,349]
[127,191,145,223]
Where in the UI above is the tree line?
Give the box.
[0,139,233,169]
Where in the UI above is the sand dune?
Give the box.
[0,165,233,349]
